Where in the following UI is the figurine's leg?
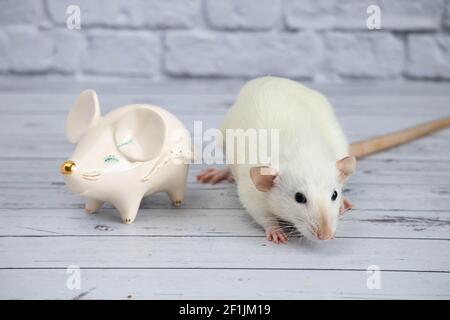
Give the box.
[114,197,142,224]
[167,182,186,207]
[85,198,104,214]
[197,167,234,184]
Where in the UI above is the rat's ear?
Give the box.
[336,156,356,183]
[65,90,101,143]
[250,166,278,192]
[115,108,166,162]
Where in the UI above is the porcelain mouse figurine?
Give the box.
[60,90,191,224]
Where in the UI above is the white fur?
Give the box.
[221,77,350,240]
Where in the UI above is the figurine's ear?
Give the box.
[65,90,101,143]
[115,108,166,162]
[250,166,278,192]
[336,156,356,183]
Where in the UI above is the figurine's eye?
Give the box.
[295,192,307,204]
[331,190,338,201]
[104,155,119,164]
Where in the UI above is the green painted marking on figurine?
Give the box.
[117,139,133,148]
[104,155,119,164]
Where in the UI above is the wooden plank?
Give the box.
[1,93,450,115]
[0,79,449,96]
[3,112,450,136]
[1,131,449,160]
[1,112,449,159]
[1,180,449,211]
[1,236,449,271]
[1,158,450,186]
[1,83,449,300]
[0,208,449,239]
[0,268,448,299]
[0,93,233,115]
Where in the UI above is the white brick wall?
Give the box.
[46,0,199,28]
[205,0,280,30]
[0,31,8,71]
[0,0,45,26]
[406,35,450,79]
[325,32,404,78]
[284,0,445,31]
[165,32,322,77]
[6,27,53,72]
[0,0,449,81]
[83,30,160,76]
[445,0,450,27]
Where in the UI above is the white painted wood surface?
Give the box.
[0,81,449,299]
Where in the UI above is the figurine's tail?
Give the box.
[350,116,450,159]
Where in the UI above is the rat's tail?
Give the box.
[349,116,450,159]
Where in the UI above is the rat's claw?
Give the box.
[266,228,288,244]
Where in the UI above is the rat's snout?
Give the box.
[317,229,335,241]
[315,207,335,241]
[60,160,76,175]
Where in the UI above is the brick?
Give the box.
[0,0,45,25]
[48,30,85,73]
[165,32,322,78]
[283,0,335,30]
[405,35,450,79]
[0,31,8,71]
[47,0,199,28]
[83,30,160,77]
[325,32,404,78]
[5,27,53,72]
[284,0,445,30]
[445,0,450,27]
[205,0,279,30]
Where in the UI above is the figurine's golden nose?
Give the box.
[60,160,76,175]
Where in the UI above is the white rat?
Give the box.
[61,90,191,224]
[198,76,450,243]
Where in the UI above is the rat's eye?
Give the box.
[295,192,307,204]
[331,190,338,201]
[104,155,119,164]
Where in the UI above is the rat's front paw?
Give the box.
[266,227,288,244]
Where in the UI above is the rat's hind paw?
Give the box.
[266,227,288,244]
[339,197,353,217]
[196,167,234,184]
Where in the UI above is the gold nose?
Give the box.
[60,160,76,175]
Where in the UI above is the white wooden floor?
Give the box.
[0,80,449,299]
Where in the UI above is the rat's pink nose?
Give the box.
[317,230,334,241]
[60,160,76,175]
